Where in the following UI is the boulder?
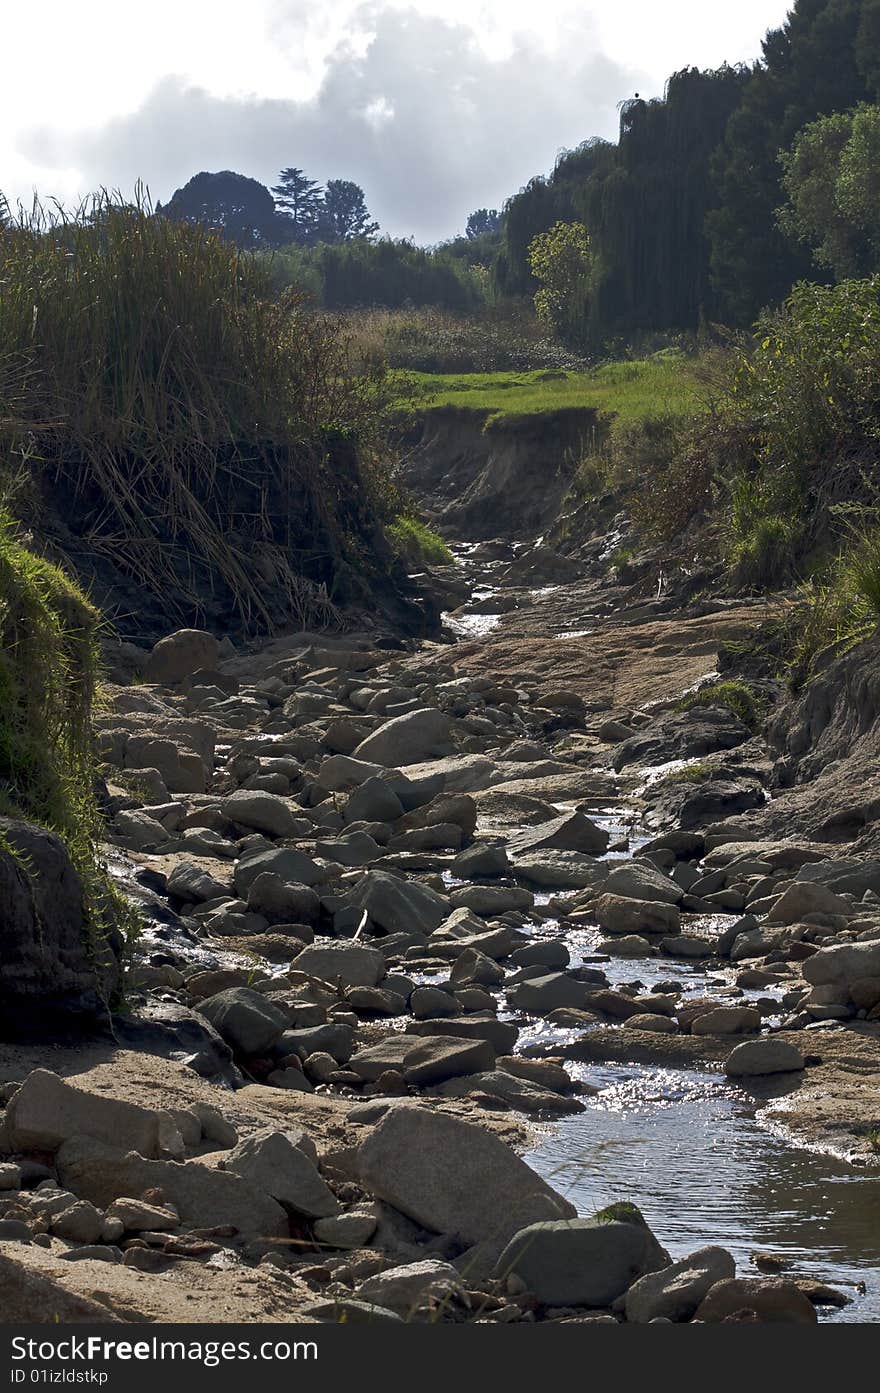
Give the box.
[507,973,594,1015]
[225,1128,338,1219]
[494,1215,664,1307]
[0,820,122,1024]
[595,894,680,936]
[56,1137,287,1242]
[143,629,219,684]
[292,942,386,988]
[690,1007,761,1036]
[198,988,289,1055]
[404,1014,519,1054]
[350,870,448,935]
[765,881,852,925]
[724,1039,805,1077]
[625,1246,736,1323]
[449,885,534,915]
[344,778,404,825]
[694,1276,818,1323]
[356,1107,574,1250]
[220,790,301,839]
[166,860,229,904]
[246,874,320,924]
[508,812,609,857]
[356,1259,462,1315]
[354,708,453,767]
[6,1070,171,1159]
[605,862,684,905]
[349,1034,495,1085]
[802,940,880,993]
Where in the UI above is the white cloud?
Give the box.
[3,0,795,238]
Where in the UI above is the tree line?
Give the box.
[497,0,880,346]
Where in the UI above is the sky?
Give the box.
[3,0,795,243]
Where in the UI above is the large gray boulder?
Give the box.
[143,629,219,684]
[494,1214,666,1307]
[292,942,386,988]
[198,988,289,1055]
[0,820,122,1024]
[724,1039,804,1077]
[595,894,680,936]
[625,1246,736,1322]
[349,1034,495,1085]
[802,940,880,992]
[356,1107,574,1250]
[349,870,448,935]
[605,861,684,905]
[354,708,453,767]
[220,790,301,838]
[225,1128,339,1219]
[508,811,609,857]
[6,1070,172,1158]
[56,1137,287,1242]
[234,846,325,896]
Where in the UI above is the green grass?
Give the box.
[396,353,705,427]
[386,516,453,566]
[0,507,134,990]
[676,680,768,730]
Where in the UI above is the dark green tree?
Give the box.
[708,0,872,324]
[317,180,379,243]
[272,167,322,244]
[465,208,502,238]
[161,171,278,247]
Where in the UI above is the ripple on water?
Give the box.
[526,1064,880,1322]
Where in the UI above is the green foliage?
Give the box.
[0,194,398,632]
[709,0,872,325]
[386,516,453,566]
[676,679,767,729]
[160,170,279,247]
[343,306,586,375]
[654,760,716,787]
[528,222,596,347]
[779,104,880,276]
[0,508,133,974]
[259,238,487,313]
[499,67,747,345]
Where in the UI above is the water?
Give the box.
[525,1063,880,1322]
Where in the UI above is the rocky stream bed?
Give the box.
[1,534,879,1325]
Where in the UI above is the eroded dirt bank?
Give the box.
[1,519,878,1326]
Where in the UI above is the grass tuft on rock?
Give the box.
[386,516,453,566]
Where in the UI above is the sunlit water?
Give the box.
[525,1064,880,1322]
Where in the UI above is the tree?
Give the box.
[465,208,501,238]
[272,167,322,244]
[317,180,379,243]
[708,0,872,325]
[161,171,278,247]
[780,103,880,277]
[527,221,596,346]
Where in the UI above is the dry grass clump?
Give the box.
[0,193,397,633]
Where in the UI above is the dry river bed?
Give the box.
[1,536,879,1324]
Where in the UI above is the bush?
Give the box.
[386,516,453,566]
[0,196,398,633]
[676,679,766,730]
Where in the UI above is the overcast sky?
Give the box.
[4,1,794,243]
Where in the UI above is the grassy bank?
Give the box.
[397,353,705,427]
[0,508,129,984]
[0,197,403,636]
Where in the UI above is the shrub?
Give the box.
[676,679,767,730]
[0,195,398,633]
[386,516,453,566]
